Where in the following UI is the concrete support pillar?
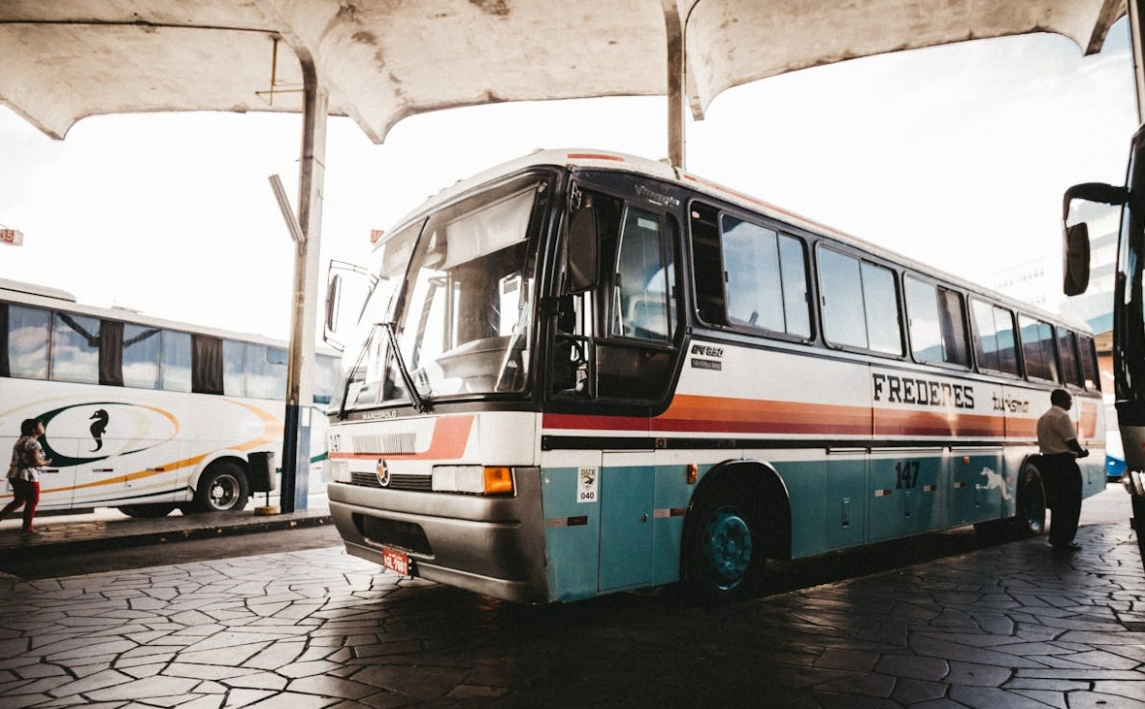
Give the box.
[280,56,328,513]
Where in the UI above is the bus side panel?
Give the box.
[650,451,694,586]
[824,452,866,553]
[867,451,945,542]
[540,452,603,603]
[950,448,1006,526]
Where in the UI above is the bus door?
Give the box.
[949,448,1005,525]
[867,449,944,541]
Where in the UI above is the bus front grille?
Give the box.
[349,471,433,492]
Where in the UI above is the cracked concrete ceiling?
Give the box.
[0,0,1128,143]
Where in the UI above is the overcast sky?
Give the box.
[0,20,1138,342]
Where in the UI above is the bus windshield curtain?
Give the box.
[192,334,224,395]
[99,320,124,386]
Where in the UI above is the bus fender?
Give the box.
[688,458,793,561]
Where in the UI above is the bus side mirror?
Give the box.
[325,273,344,346]
[566,206,599,294]
[1061,181,1127,296]
[1063,222,1091,297]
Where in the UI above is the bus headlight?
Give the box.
[328,460,352,484]
[432,465,515,495]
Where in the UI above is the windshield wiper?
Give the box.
[381,322,431,413]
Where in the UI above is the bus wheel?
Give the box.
[193,461,250,513]
[117,504,176,518]
[1013,466,1047,537]
[682,490,763,605]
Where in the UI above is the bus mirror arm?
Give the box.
[1062,182,1127,220]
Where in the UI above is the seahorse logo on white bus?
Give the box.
[977,466,1012,501]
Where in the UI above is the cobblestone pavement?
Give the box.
[2,495,1145,708]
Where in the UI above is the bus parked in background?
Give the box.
[0,279,337,518]
[326,150,1105,604]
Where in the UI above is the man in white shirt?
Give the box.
[1036,389,1089,552]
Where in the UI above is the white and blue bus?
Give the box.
[0,279,337,518]
[326,150,1105,604]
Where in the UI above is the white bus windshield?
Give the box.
[341,176,544,411]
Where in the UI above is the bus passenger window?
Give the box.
[52,312,100,384]
[905,277,968,366]
[3,305,50,379]
[161,330,192,392]
[123,324,162,389]
[1078,334,1100,391]
[819,248,901,354]
[245,344,287,400]
[1058,329,1082,386]
[721,217,810,338]
[1019,315,1058,382]
[971,300,1019,376]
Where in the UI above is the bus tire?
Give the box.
[681,484,764,605]
[118,503,177,518]
[1012,462,1047,537]
[192,461,250,513]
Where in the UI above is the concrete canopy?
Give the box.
[0,0,1129,146]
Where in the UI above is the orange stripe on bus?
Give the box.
[544,395,1020,440]
[332,414,476,461]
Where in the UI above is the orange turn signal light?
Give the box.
[484,466,514,495]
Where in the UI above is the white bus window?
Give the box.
[161,330,192,392]
[905,277,969,366]
[52,312,100,384]
[1019,315,1058,382]
[223,339,245,397]
[971,300,1019,376]
[820,248,901,354]
[123,324,162,389]
[5,305,50,379]
[246,344,287,400]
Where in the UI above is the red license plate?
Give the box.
[382,547,410,576]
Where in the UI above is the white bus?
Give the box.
[0,279,337,518]
[325,150,1105,604]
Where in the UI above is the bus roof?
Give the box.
[378,149,1092,334]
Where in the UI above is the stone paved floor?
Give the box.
[2,504,1145,708]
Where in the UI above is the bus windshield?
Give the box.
[341,176,545,411]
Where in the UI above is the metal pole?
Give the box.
[662,1,686,169]
[1130,0,1145,122]
[280,55,328,513]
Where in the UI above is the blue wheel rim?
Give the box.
[700,505,753,590]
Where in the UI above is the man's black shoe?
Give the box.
[1051,542,1082,553]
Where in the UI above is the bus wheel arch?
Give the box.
[680,460,790,604]
[191,457,251,513]
[1012,455,1048,537]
